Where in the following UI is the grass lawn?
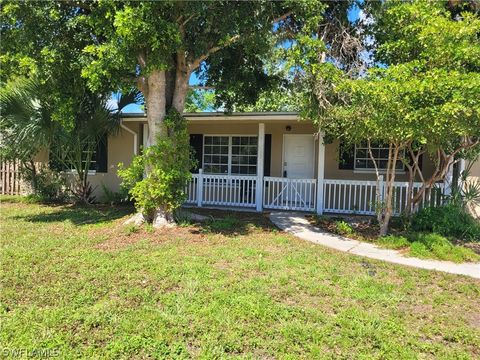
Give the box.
[308,215,480,263]
[1,199,479,359]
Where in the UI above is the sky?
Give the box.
[121,4,362,114]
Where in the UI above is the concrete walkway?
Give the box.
[269,212,480,279]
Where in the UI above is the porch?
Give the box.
[182,120,446,215]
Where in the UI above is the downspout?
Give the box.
[120,121,138,156]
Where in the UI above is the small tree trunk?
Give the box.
[379,145,400,236]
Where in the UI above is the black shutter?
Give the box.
[339,142,355,170]
[95,135,108,173]
[190,134,203,173]
[263,134,272,176]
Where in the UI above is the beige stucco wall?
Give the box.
[466,158,480,220]
[79,122,140,200]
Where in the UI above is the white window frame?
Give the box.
[202,135,258,175]
[353,143,405,173]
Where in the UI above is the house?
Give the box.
[51,111,478,216]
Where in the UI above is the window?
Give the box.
[355,142,404,171]
[203,136,229,174]
[203,135,257,175]
[231,136,257,175]
[50,135,108,173]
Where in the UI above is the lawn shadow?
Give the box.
[13,204,135,226]
[184,208,276,236]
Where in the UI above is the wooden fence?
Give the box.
[0,160,23,195]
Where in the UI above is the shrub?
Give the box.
[101,183,130,205]
[22,166,67,202]
[411,204,480,241]
[118,110,195,219]
[377,235,410,249]
[408,233,479,263]
[334,221,354,235]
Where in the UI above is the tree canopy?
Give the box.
[304,0,480,234]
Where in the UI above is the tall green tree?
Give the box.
[3,0,329,225]
[308,0,480,235]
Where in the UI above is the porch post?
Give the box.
[444,161,454,196]
[316,131,325,214]
[197,169,203,207]
[256,123,265,212]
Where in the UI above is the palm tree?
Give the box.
[52,89,143,203]
[0,78,57,192]
[0,77,142,202]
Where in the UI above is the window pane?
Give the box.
[220,137,229,145]
[379,148,389,158]
[356,149,367,158]
[232,137,240,145]
[220,146,229,154]
[239,155,248,164]
[356,159,366,168]
[378,160,388,169]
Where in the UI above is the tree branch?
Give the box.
[273,11,293,24]
[190,35,241,71]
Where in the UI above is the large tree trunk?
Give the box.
[134,57,190,228]
[145,70,167,148]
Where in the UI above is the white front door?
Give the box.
[283,134,315,179]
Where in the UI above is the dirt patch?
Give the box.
[463,242,480,255]
[467,312,480,329]
[94,223,207,251]
[306,214,382,240]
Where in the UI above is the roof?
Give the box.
[121,111,300,122]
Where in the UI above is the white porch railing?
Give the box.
[185,174,198,204]
[323,179,444,216]
[263,177,316,211]
[185,172,445,215]
[185,172,256,208]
